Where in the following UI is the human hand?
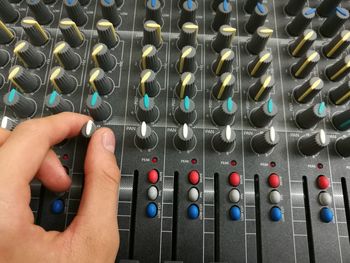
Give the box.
[0,113,120,263]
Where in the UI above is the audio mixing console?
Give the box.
[1,0,350,262]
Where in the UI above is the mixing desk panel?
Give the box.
[1,0,350,262]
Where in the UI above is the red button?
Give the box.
[148,169,159,184]
[229,172,240,187]
[317,175,330,189]
[268,173,280,188]
[188,170,200,185]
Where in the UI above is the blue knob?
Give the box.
[270,206,282,222]
[187,204,199,219]
[229,205,241,221]
[51,199,64,214]
[320,207,333,223]
[146,202,157,218]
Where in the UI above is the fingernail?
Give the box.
[102,130,115,153]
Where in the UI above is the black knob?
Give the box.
[86,92,111,122]
[137,94,159,123]
[325,55,350,82]
[211,0,226,11]
[296,102,327,129]
[49,66,77,94]
[249,98,278,128]
[291,50,320,79]
[0,20,15,44]
[143,20,162,49]
[251,126,280,154]
[212,72,235,100]
[212,1,232,32]
[81,120,97,139]
[320,7,349,38]
[248,74,274,102]
[174,96,197,125]
[247,26,273,55]
[212,97,237,126]
[89,67,113,95]
[293,77,324,104]
[3,89,36,118]
[245,3,268,34]
[141,44,161,72]
[8,65,40,93]
[178,22,198,49]
[145,0,163,26]
[135,121,158,150]
[21,17,49,46]
[317,0,343,17]
[174,123,196,151]
[284,0,307,16]
[335,136,350,158]
[0,0,18,23]
[91,43,116,72]
[289,29,317,57]
[286,7,316,37]
[177,45,197,74]
[64,0,87,27]
[212,25,236,53]
[0,74,4,88]
[59,18,84,48]
[179,0,197,28]
[298,129,329,156]
[139,69,160,97]
[212,125,236,153]
[27,0,53,25]
[100,0,121,27]
[53,41,80,70]
[212,48,234,76]
[332,110,350,131]
[323,30,350,59]
[14,40,44,69]
[175,72,197,99]
[96,19,119,49]
[244,0,263,14]
[0,116,17,131]
[0,49,9,67]
[329,81,350,105]
[248,50,272,78]
[45,91,73,114]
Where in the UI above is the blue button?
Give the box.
[146,202,157,218]
[270,206,282,222]
[187,204,199,219]
[229,205,241,221]
[320,207,333,223]
[51,199,64,214]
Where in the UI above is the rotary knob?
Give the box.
[248,50,272,78]
[100,0,121,27]
[92,43,116,72]
[59,18,84,48]
[137,94,159,123]
[323,30,350,59]
[0,49,9,68]
[53,41,80,70]
[8,65,40,93]
[81,120,97,139]
[174,96,197,125]
[249,98,278,128]
[247,27,273,55]
[14,40,44,69]
[178,22,198,49]
[284,0,307,16]
[286,7,316,37]
[174,123,196,151]
[0,74,4,88]
[143,20,162,48]
[248,74,274,102]
[64,0,87,26]
[245,3,268,34]
[296,102,327,129]
[139,69,160,97]
[335,136,350,158]
[21,17,49,46]
[86,92,111,122]
[212,25,236,53]
[212,72,235,100]
[332,110,350,131]
[317,0,343,17]
[177,46,197,74]
[145,0,163,26]
[179,0,197,28]
[293,77,324,104]
[50,66,77,94]
[89,68,113,95]
[212,125,236,153]
[27,0,53,25]
[0,20,15,44]
[175,72,197,99]
[212,48,234,76]
[251,126,279,154]
[135,121,158,150]
[212,1,232,32]
[97,19,119,49]
[45,91,73,114]
[3,89,36,118]
[289,29,317,58]
[291,50,320,79]
[212,97,237,126]
[325,55,350,82]
[0,0,18,23]
[329,81,350,105]
[0,116,17,131]
[320,7,349,38]
[298,129,329,156]
[244,0,263,14]
[141,44,161,72]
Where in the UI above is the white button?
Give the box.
[269,190,281,204]
[229,188,240,203]
[188,187,199,202]
[319,191,332,206]
[147,186,158,201]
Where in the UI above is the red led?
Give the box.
[191,158,197,164]
[188,170,200,185]
[317,163,323,169]
[151,157,158,163]
[268,173,280,188]
[230,160,237,167]
[148,169,159,184]
[229,172,240,187]
[62,154,69,160]
[317,175,330,190]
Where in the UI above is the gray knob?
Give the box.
[298,129,329,156]
[53,41,80,70]
[14,40,44,69]
[0,0,18,23]
[323,30,350,59]
[59,18,84,48]
[179,0,198,28]
[178,22,198,49]
[92,43,116,72]
[289,29,317,58]
[174,96,197,125]
[212,48,234,76]
[296,102,327,129]
[284,0,307,16]
[45,91,73,114]
[325,55,350,82]
[335,136,350,158]
[177,45,197,74]
[329,81,350,105]
[247,26,273,55]
[21,17,49,46]
[332,109,350,131]
[212,97,237,126]
[27,0,53,25]
[3,89,36,118]
[212,25,236,53]
[64,0,87,26]
[0,20,15,44]
[89,68,114,95]
[249,98,278,128]
[175,72,197,99]
[81,120,97,139]
[248,74,275,102]
[212,1,232,32]
[139,69,160,97]
[293,77,324,104]
[317,0,343,17]
[245,3,268,34]
[244,0,263,14]
[251,127,280,154]
[286,7,316,37]
[8,65,40,93]
[135,121,158,150]
[212,125,236,153]
[137,94,159,123]
[49,66,77,94]
[174,123,196,151]
[97,19,119,49]
[212,72,235,100]
[143,20,162,49]
[141,44,161,72]
[145,0,163,26]
[0,116,17,131]
[291,50,320,79]
[247,50,272,78]
[86,92,111,122]
[100,0,121,27]
[320,7,349,38]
